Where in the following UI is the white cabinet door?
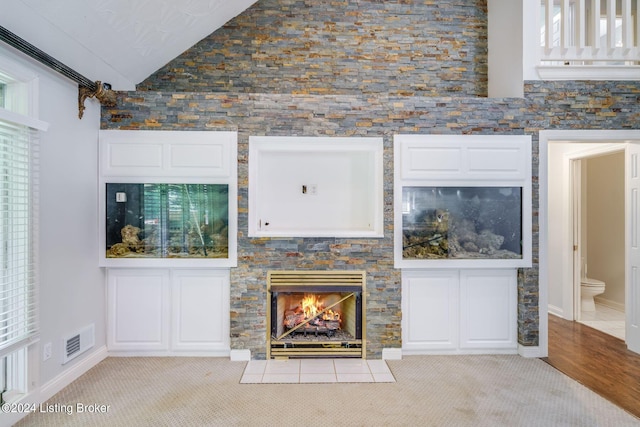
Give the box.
[459,269,517,349]
[402,269,517,354]
[402,270,459,352]
[107,269,170,351]
[107,268,230,355]
[171,269,230,352]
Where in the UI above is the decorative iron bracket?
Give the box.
[0,26,116,120]
[78,81,116,119]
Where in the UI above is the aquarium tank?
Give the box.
[106,183,229,259]
[402,186,522,260]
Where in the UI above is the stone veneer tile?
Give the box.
[137,0,488,97]
[103,83,640,357]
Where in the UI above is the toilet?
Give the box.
[580,277,606,312]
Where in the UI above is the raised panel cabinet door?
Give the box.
[107,269,170,351]
[402,270,459,352]
[171,270,230,353]
[459,269,517,349]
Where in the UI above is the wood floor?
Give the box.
[544,314,640,419]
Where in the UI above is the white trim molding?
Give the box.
[518,344,542,358]
[382,348,403,360]
[537,66,640,81]
[230,349,251,362]
[540,129,640,361]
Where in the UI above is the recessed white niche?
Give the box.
[248,136,384,238]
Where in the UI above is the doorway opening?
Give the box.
[540,129,640,356]
[570,149,625,340]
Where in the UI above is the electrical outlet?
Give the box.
[43,342,52,361]
[302,184,318,195]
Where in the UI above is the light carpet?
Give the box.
[15,355,640,426]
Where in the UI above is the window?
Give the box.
[0,63,44,405]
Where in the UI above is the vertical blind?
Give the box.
[0,119,39,358]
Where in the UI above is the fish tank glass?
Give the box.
[106,183,229,259]
[402,186,522,260]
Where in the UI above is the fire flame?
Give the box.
[301,294,340,321]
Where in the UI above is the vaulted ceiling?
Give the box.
[1,0,258,90]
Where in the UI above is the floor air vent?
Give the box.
[62,324,95,364]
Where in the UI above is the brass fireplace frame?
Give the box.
[266,270,366,359]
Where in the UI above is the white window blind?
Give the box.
[0,119,39,359]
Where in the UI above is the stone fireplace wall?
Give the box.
[100,0,640,358]
[136,0,489,96]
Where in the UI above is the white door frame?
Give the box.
[540,130,640,357]
[571,157,583,322]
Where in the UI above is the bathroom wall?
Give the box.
[587,152,625,309]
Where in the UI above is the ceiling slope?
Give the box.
[1,0,258,90]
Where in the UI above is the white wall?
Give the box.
[0,44,106,394]
[586,153,625,308]
[522,0,541,81]
[488,0,524,97]
[487,0,542,94]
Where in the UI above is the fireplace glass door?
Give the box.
[267,271,365,359]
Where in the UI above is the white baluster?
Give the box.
[606,0,616,53]
[621,0,632,53]
[576,0,586,52]
[562,0,571,50]
[592,0,601,51]
[545,0,555,52]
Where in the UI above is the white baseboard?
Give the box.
[230,349,251,361]
[39,345,108,402]
[107,349,231,357]
[518,344,543,358]
[382,348,402,360]
[547,304,564,318]
[594,296,625,312]
[401,348,519,356]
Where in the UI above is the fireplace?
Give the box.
[267,270,366,359]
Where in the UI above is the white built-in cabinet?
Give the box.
[402,269,518,354]
[395,135,530,355]
[107,268,230,355]
[99,130,236,356]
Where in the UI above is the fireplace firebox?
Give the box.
[267,270,366,359]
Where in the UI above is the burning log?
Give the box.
[284,310,305,329]
[325,320,340,330]
[293,320,341,337]
[277,292,354,340]
[284,311,341,334]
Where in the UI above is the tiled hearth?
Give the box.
[240,359,395,384]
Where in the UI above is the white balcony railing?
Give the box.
[538,0,640,79]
